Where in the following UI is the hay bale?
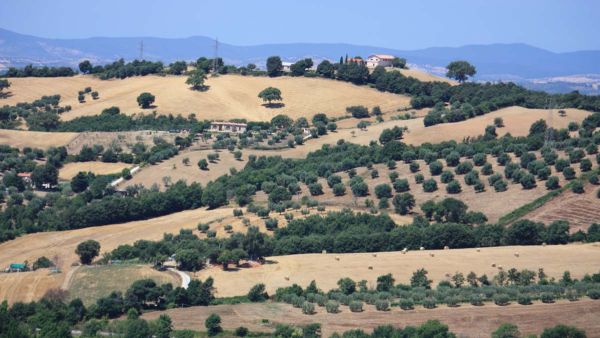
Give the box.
[368,266,373,270]
[284,276,290,281]
[419,247,425,251]
[476,248,481,252]
[491,263,496,267]
[443,246,449,250]
[429,253,435,257]
[514,252,520,257]
[335,256,340,261]
[497,265,503,270]
[372,253,377,257]
[322,250,327,254]
[542,242,547,247]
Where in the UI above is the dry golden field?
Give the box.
[58,161,131,180]
[0,129,79,149]
[393,67,457,85]
[143,299,600,338]
[67,265,178,306]
[194,243,600,299]
[0,207,233,304]
[3,74,411,121]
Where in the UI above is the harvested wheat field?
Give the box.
[59,161,131,180]
[524,182,600,233]
[0,129,79,149]
[392,67,457,85]
[143,299,600,337]
[0,207,233,304]
[194,243,600,298]
[67,265,178,306]
[4,75,410,121]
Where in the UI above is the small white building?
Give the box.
[366,54,395,68]
[209,121,247,134]
[282,62,293,73]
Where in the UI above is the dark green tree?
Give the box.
[136,92,155,109]
[266,56,283,77]
[446,60,476,83]
[75,240,101,264]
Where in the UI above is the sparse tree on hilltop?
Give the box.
[266,56,283,77]
[258,87,282,106]
[186,69,208,91]
[137,92,155,109]
[446,61,476,83]
[75,240,101,265]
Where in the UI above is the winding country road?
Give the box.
[168,267,190,289]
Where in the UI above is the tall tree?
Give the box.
[266,56,283,77]
[446,61,476,83]
[258,87,283,106]
[186,69,208,90]
[75,240,101,264]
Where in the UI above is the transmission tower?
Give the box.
[139,40,144,60]
[212,37,219,74]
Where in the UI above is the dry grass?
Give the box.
[143,298,600,337]
[3,75,411,122]
[59,161,131,180]
[67,264,178,306]
[391,67,457,85]
[194,243,600,299]
[0,207,233,304]
[0,129,79,149]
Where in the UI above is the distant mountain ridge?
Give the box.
[1,28,600,93]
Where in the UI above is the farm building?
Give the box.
[17,172,32,184]
[347,57,365,65]
[282,62,293,72]
[367,54,395,68]
[209,121,247,133]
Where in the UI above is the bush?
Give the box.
[349,300,363,312]
[233,209,243,217]
[415,174,424,184]
[235,327,249,337]
[422,297,436,309]
[393,179,410,192]
[440,170,454,183]
[563,167,576,180]
[302,301,316,315]
[429,161,444,176]
[540,292,555,303]
[469,294,483,306]
[587,289,600,299]
[546,176,560,190]
[332,183,346,196]
[423,179,438,192]
[572,181,585,194]
[517,294,532,305]
[446,180,462,194]
[445,296,460,307]
[347,105,369,118]
[540,325,587,338]
[494,179,508,192]
[494,294,510,306]
[375,299,390,311]
[409,162,420,173]
[248,283,268,302]
[325,300,340,313]
[398,298,414,310]
[520,173,537,189]
[374,184,392,199]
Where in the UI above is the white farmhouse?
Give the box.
[209,121,247,133]
[366,54,395,68]
[282,62,293,72]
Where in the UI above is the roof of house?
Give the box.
[369,54,395,60]
[10,263,26,269]
[17,172,31,177]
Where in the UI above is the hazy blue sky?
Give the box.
[1,0,599,52]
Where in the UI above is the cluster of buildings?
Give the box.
[280,54,397,73]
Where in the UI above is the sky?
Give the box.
[1,0,599,52]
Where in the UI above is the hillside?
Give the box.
[2,74,411,122]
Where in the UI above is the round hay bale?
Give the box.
[419,247,425,251]
[542,242,547,247]
[498,265,503,270]
[284,276,290,281]
[429,253,435,257]
[491,263,496,267]
[514,252,520,257]
[443,246,449,250]
[368,266,373,270]
[322,250,327,254]
[335,256,340,261]
[476,248,481,252]
[372,253,377,257]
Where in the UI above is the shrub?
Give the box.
[409,162,420,173]
[388,171,399,182]
[494,179,508,192]
[422,297,436,309]
[494,294,510,306]
[587,289,600,299]
[469,294,483,306]
[571,181,584,194]
[546,176,560,190]
[589,174,599,185]
[415,174,424,184]
[247,283,268,302]
[371,169,379,178]
[429,161,443,176]
[302,301,316,315]
[349,301,363,312]
[374,184,392,199]
[393,179,410,192]
[265,218,278,230]
[520,173,537,189]
[563,167,576,180]
[566,289,579,302]
[456,161,474,175]
[233,209,243,217]
[517,294,532,305]
[423,179,438,192]
[375,299,390,311]
[440,170,454,183]
[446,180,462,194]
[540,292,555,303]
[325,300,340,313]
[398,298,414,310]
[445,296,460,307]
[580,159,593,172]
[473,153,487,166]
[235,327,249,337]
[332,183,346,196]
[308,183,324,196]
[474,181,485,192]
